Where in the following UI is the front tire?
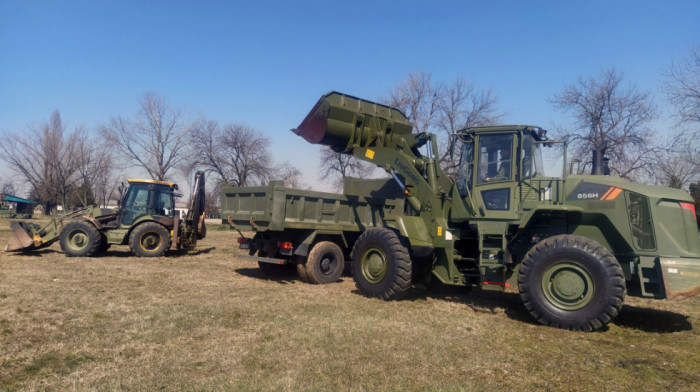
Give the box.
[60,221,101,257]
[518,234,626,331]
[305,241,344,284]
[129,222,170,257]
[350,227,412,300]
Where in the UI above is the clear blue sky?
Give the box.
[1,0,699,194]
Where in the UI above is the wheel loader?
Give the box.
[5,171,206,257]
[222,91,700,331]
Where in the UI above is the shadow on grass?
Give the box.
[235,267,303,284]
[411,284,539,324]
[613,305,693,332]
[170,247,215,257]
[10,248,62,257]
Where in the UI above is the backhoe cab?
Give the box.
[5,171,206,258]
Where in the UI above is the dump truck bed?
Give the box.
[220,179,404,233]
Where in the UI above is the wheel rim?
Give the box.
[140,232,162,252]
[541,261,595,310]
[319,254,337,276]
[67,230,88,250]
[361,248,387,284]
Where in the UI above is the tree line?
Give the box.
[1,45,699,214]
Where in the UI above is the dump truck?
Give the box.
[6,172,206,257]
[222,91,700,331]
[222,177,405,283]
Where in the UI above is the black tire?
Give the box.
[295,256,309,283]
[350,227,412,300]
[59,221,102,257]
[518,234,626,331]
[129,222,170,257]
[305,241,344,284]
[95,234,110,255]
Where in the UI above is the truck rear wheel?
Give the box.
[60,221,101,257]
[305,241,344,284]
[295,256,309,282]
[129,222,170,257]
[351,227,411,300]
[518,234,626,331]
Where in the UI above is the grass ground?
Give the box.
[1,217,699,391]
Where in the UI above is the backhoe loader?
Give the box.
[5,171,206,257]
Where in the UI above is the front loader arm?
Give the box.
[293,91,463,244]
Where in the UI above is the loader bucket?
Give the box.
[292,91,414,152]
[5,221,38,252]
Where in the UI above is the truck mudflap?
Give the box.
[659,257,700,300]
[232,252,288,265]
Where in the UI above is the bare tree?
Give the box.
[552,68,657,180]
[93,169,122,208]
[101,92,193,181]
[73,129,115,207]
[271,162,305,189]
[190,120,299,187]
[0,111,82,214]
[437,80,502,178]
[667,44,700,127]
[381,71,502,180]
[319,147,376,191]
[385,71,443,133]
[0,177,16,195]
[662,44,700,188]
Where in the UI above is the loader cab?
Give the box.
[456,126,547,220]
[120,180,177,226]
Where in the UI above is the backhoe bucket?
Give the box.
[5,221,39,252]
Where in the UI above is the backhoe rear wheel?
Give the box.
[518,234,626,331]
[351,227,411,300]
[305,241,344,284]
[129,222,170,257]
[60,221,102,257]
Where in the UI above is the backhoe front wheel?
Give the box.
[351,227,412,300]
[518,234,626,331]
[60,221,101,257]
[129,222,170,257]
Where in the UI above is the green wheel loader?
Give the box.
[5,171,206,257]
[223,91,700,331]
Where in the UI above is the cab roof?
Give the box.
[127,179,178,188]
[456,125,548,141]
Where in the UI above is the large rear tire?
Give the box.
[129,222,170,257]
[305,241,344,284]
[60,221,102,257]
[518,234,626,331]
[350,227,411,300]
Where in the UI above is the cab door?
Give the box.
[473,133,519,221]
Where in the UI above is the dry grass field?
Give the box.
[1,217,699,391]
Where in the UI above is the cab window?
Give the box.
[478,134,514,183]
